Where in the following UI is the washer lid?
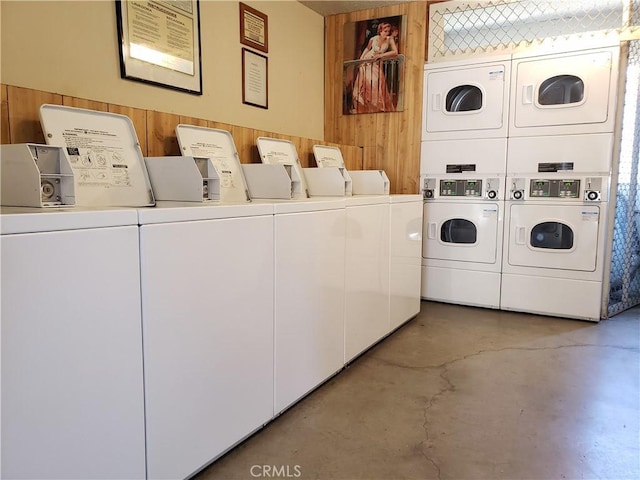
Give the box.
[175,124,251,203]
[312,145,345,168]
[0,206,138,234]
[39,104,155,207]
[256,137,309,198]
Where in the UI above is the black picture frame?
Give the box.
[242,48,268,109]
[115,0,203,95]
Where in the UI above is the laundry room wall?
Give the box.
[0,0,324,140]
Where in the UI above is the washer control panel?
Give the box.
[530,179,580,198]
[439,179,483,197]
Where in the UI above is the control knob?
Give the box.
[512,190,524,200]
[487,190,497,199]
[586,190,600,201]
[424,189,434,199]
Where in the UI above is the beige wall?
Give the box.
[0,0,325,139]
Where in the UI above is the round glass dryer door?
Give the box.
[446,85,483,112]
[441,218,477,244]
[538,75,584,106]
[530,221,574,249]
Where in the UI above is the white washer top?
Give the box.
[253,198,346,214]
[346,195,389,207]
[389,194,422,203]
[1,206,138,234]
[137,201,273,225]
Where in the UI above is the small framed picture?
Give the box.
[239,2,268,54]
[242,48,268,109]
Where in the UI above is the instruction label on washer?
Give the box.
[317,155,342,168]
[264,150,296,165]
[63,128,132,188]
[582,210,599,221]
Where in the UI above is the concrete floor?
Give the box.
[195,301,640,480]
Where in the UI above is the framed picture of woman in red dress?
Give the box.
[343,15,406,115]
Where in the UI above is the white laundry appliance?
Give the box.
[389,194,423,330]
[502,127,613,321]
[422,54,511,141]
[343,194,391,362]
[509,43,621,138]
[421,174,505,308]
[1,207,146,480]
[420,137,506,309]
[272,198,346,413]
[137,202,276,480]
[134,125,277,479]
[501,174,610,321]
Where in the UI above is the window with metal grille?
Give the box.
[428,0,639,61]
[608,39,640,317]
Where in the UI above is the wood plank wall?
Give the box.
[324,1,441,194]
[0,84,364,171]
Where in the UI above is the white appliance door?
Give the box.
[507,204,600,271]
[425,63,507,134]
[423,202,500,264]
[513,49,614,128]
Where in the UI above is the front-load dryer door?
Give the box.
[507,204,600,271]
[423,202,500,264]
[512,48,617,131]
[423,62,508,138]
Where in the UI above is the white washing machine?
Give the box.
[1,207,146,480]
[138,202,276,480]
[344,195,390,363]
[389,194,423,330]
[272,198,346,414]
[509,43,621,138]
[421,175,505,309]
[501,174,610,321]
[422,54,511,141]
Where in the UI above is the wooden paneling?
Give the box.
[146,110,180,157]
[324,1,430,193]
[179,116,208,128]
[1,84,363,187]
[108,104,148,156]
[1,84,10,144]
[7,86,62,144]
[63,97,108,112]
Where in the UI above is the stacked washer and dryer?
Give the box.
[420,55,511,309]
[421,40,623,321]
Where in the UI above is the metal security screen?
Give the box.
[429,0,640,61]
[609,39,640,316]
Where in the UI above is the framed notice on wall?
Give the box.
[242,48,268,109]
[115,0,203,95]
[239,2,268,53]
